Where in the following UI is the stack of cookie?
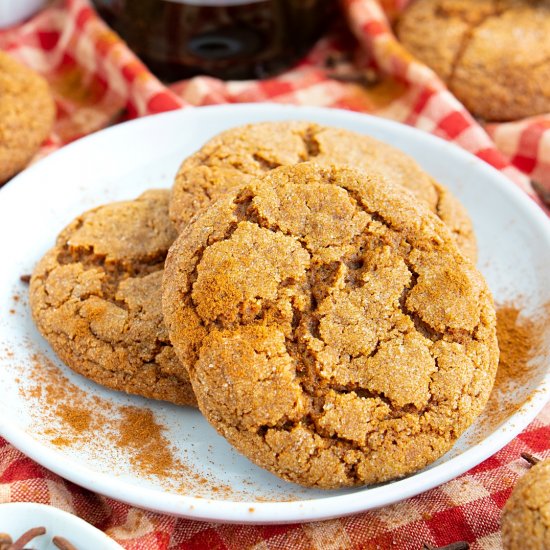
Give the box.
[30,121,499,489]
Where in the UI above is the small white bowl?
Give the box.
[0,0,45,28]
[0,502,122,549]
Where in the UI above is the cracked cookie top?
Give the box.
[0,51,55,184]
[30,190,197,407]
[169,121,476,261]
[397,0,550,121]
[501,459,550,549]
[163,163,498,489]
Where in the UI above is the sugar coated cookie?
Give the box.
[502,458,550,550]
[170,121,476,260]
[0,51,55,183]
[30,190,197,406]
[397,0,550,121]
[163,163,498,488]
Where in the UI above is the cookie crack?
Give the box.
[301,127,321,159]
[70,293,173,368]
[328,386,394,408]
[294,344,323,405]
[422,358,442,416]
[56,246,167,300]
[239,182,377,258]
[335,184,400,237]
[208,146,283,178]
[447,1,505,91]
[37,264,90,311]
[398,270,444,343]
[433,186,471,243]
[148,333,175,363]
[57,246,167,273]
[251,153,281,172]
[258,418,365,467]
[399,256,478,345]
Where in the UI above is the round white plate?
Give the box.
[0,503,122,549]
[0,105,548,524]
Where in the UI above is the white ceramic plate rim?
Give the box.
[0,104,549,523]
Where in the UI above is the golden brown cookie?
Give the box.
[163,163,498,488]
[501,458,550,550]
[30,190,196,407]
[0,51,55,184]
[397,0,550,121]
[169,121,477,261]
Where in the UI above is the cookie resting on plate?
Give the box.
[169,121,477,261]
[163,162,498,489]
[30,190,197,407]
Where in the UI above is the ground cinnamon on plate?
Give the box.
[482,302,549,430]
[496,306,537,389]
[55,403,92,433]
[117,406,176,477]
[19,353,183,479]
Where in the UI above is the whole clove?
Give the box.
[0,527,79,550]
[423,542,470,550]
[521,452,541,466]
[4,526,46,550]
[53,536,79,550]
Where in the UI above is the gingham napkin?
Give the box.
[1,0,549,207]
[0,0,549,548]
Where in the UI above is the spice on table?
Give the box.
[521,452,541,466]
[423,542,470,550]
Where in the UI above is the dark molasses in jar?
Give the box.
[93,0,335,81]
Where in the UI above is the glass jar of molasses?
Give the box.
[93,0,335,81]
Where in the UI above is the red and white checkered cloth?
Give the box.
[1,0,549,548]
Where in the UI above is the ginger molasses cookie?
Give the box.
[163,163,498,488]
[0,51,55,184]
[397,0,550,121]
[169,121,477,261]
[30,190,196,407]
[501,458,550,550]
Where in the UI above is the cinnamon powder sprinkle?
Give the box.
[55,404,92,433]
[117,406,176,477]
[495,306,536,387]
[10,351,264,499]
[19,353,185,480]
[482,302,549,430]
